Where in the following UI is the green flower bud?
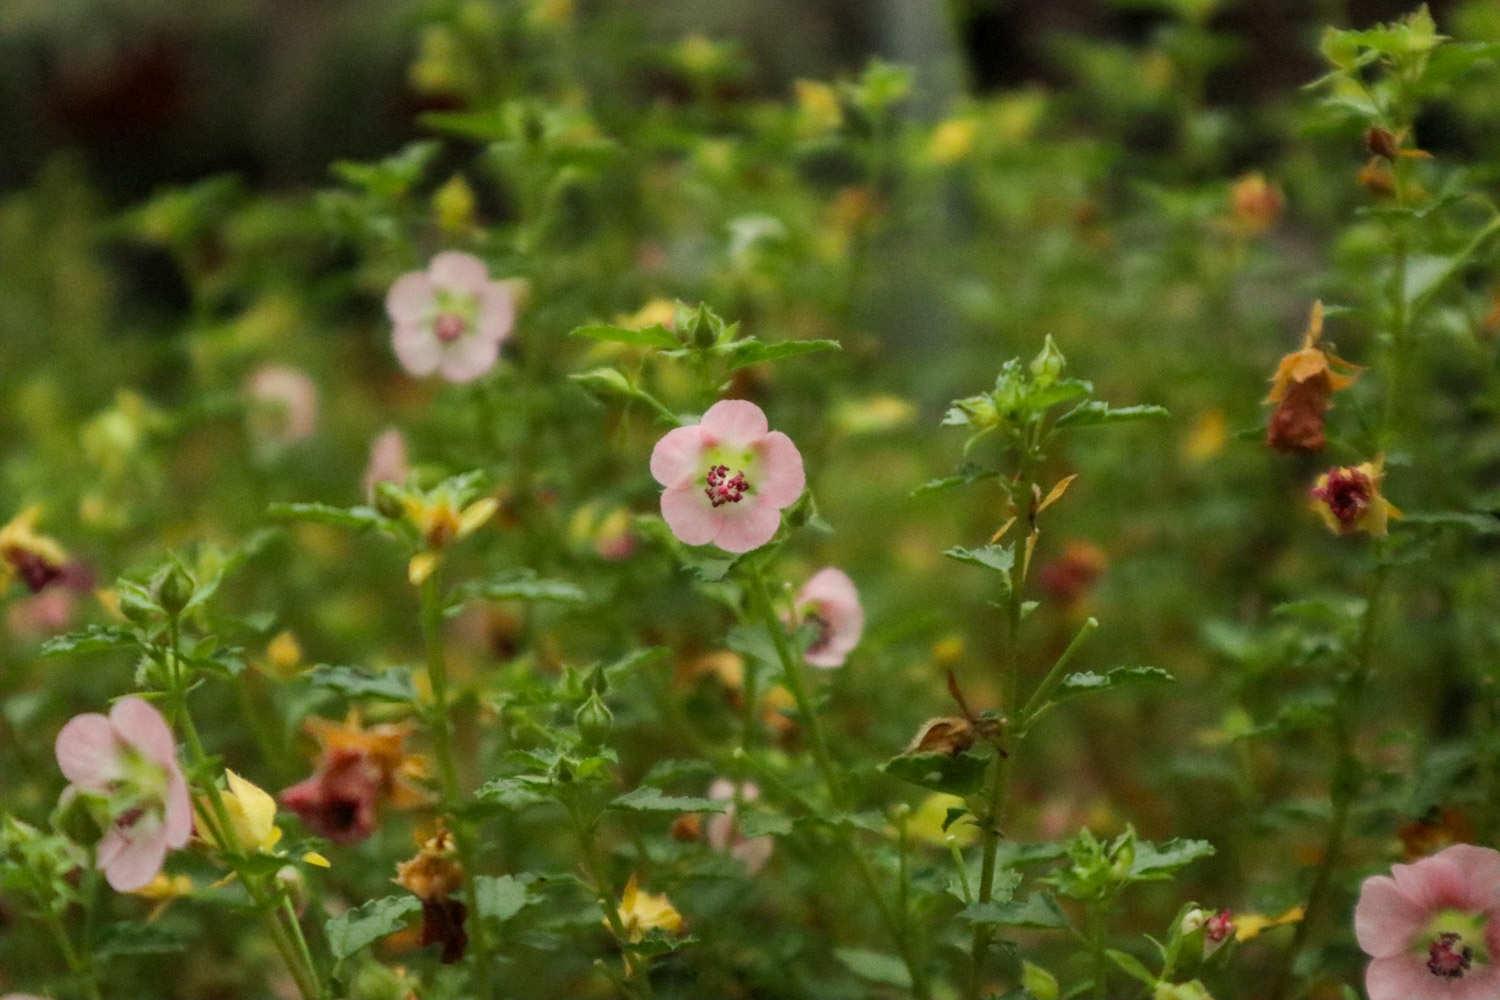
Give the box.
[156,563,196,617]
[1021,960,1059,1000]
[576,691,614,747]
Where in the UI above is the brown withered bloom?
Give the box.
[1357,158,1396,198]
[1309,459,1400,537]
[395,829,467,964]
[1229,172,1284,235]
[1038,540,1107,608]
[902,672,1003,757]
[669,813,703,842]
[1265,301,1360,452]
[1398,808,1475,861]
[280,714,428,844]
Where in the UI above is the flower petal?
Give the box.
[428,251,489,294]
[101,825,169,892]
[163,772,193,848]
[110,697,177,772]
[660,487,717,547]
[385,272,433,324]
[711,499,781,554]
[437,335,500,383]
[650,426,706,489]
[1432,844,1500,913]
[55,712,121,790]
[754,431,805,508]
[1354,874,1428,959]
[1364,954,1440,1000]
[699,399,769,447]
[393,323,443,376]
[475,281,517,343]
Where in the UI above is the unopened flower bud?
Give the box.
[373,482,407,520]
[575,691,614,747]
[275,864,307,915]
[156,564,195,617]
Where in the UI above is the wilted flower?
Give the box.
[395,829,467,964]
[280,715,427,845]
[1228,172,1284,234]
[1265,301,1360,452]
[793,567,863,668]
[385,252,516,383]
[1355,844,1500,1000]
[245,365,319,446]
[1310,460,1400,537]
[1,506,69,594]
[1037,540,1107,608]
[650,399,805,553]
[1400,808,1475,861]
[614,874,685,942]
[54,697,191,892]
[1232,904,1303,942]
[706,780,773,874]
[362,428,410,502]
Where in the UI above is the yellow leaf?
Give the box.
[1036,475,1078,514]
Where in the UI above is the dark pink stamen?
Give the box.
[433,313,467,343]
[1311,467,1372,527]
[1428,932,1473,979]
[1205,909,1235,944]
[705,465,749,507]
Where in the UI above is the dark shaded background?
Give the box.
[0,0,1458,206]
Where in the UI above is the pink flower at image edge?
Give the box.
[650,399,805,554]
[55,697,191,892]
[386,251,516,383]
[795,567,864,668]
[1355,843,1500,1000]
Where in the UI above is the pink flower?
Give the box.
[1355,844,1500,1000]
[649,400,805,554]
[385,252,516,383]
[54,698,191,892]
[246,365,319,445]
[794,567,864,668]
[362,427,410,501]
[706,779,773,875]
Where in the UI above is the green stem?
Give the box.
[42,906,100,1000]
[1017,616,1100,736]
[746,568,930,1000]
[1089,902,1108,1000]
[567,803,653,998]
[418,572,494,1000]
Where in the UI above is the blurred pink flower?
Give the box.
[794,567,863,668]
[706,779,772,874]
[362,427,410,501]
[649,400,804,554]
[246,365,318,444]
[54,697,191,892]
[385,252,515,383]
[7,587,77,640]
[1355,843,1500,1000]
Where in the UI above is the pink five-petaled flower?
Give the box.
[793,567,864,668]
[385,252,516,383]
[650,400,805,554]
[1355,843,1500,1000]
[54,697,191,892]
[706,779,773,875]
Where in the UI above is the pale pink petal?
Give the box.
[1365,954,1442,1000]
[101,825,168,892]
[362,428,409,501]
[1355,874,1428,958]
[1434,844,1500,913]
[706,812,732,852]
[475,281,517,343]
[95,825,127,872]
[385,271,434,324]
[800,570,863,668]
[162,773,192,848]
[110,697,176,771]
[699,399,769,448]
[660,487,717,547]
[56,713,121,790]
[1453,968,1500,1000]
[734,835,774,874]
[437,335,500,383]
[754,431,805,507]
[393,323,443,376]
[1391,855,1469,914]
[711,499,782,554]
[650,426,707,489]
[428,251,490,294]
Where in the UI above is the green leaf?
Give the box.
[474,776,553,811]
[95,922,190,959]
[1052,666,1174,703]
[911,464,999,498]
[1130,838,1215,878]
[475,874,538,923]
[325,895,421,960]
[880,751,990,795]
[1106,949,1158,987]
[834,947,912,989]
[1398,511,1500,535]
[959,893,1068,929]
[450,571,588,607]
[40,625,137,657]
[610,786,728,814]
[738,811,796,838]
[330,142,440,199]
[306,664,417,703]
[266,502,383,531]
[1055,401,1169,428]
[944,544,1016,575]
[570,323,680,350]
[713,338,841,370]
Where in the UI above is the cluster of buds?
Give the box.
[1357,125,1429,199]
[280,715,428,844]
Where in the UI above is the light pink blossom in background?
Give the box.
[794,567,864,668]
[54,697,191,892]
[649,399,805,554]
[1355,843,1500,1000]
[707,779,773,874]
[362,427,410,501]
[246,365,319,444]
[385,251,516,383]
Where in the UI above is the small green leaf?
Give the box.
[266,502,383,531]
[1052,666,1174,703]
[959,893,1067,929]
[1130,838,1215,878]
[944,543,1015,576]
[880,751,990,795]
[610,786,728,814]
[40,625,137,657]
[1106,948,1158,987]
[1398,511,1500,535]
[738,811,796,838]
[95,922,190,959]
[570,323,679,349]
[834,947,912,989]
[475,874,538,923]
[451,571,588,606]
[714,338,841,370]
[305,665,416,703]
[1055,401,1169,428]
[325,895,422,960]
